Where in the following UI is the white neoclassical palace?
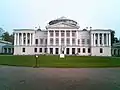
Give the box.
[13,17,112,56]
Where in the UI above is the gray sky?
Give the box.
[0,0,120,37]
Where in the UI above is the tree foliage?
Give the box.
[111,30,119,46]
[2,32,14,44]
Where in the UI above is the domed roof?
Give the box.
[48,17,78,26]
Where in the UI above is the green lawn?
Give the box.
[0,55,120,68]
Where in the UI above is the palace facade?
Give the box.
[13,17,112,56]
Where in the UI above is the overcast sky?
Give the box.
[0,0,120,37]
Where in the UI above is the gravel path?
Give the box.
[0,66,120,90]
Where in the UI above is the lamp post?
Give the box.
[34,55,39,68]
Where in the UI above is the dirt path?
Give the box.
[0,66,120,90]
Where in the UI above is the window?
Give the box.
[100,48,103,53]
[56,38,59,45]
[66,48,69,54]
[72,38,75,45]
[55,31,59,36]
[82,39,85,44]
[34,48,37,52]
[49,31,53,37]
[45,39,47,44]
[61,38,64,45]
[104,34,106,44]
[95,34,98,44]
[66,38,70,45]
[39,48,42,52]
[88,48,91,53]
[55,48,59,54]
[72,48,75,54]
[44,48,47,53]
[87,39,90,44]
[100,33,102,45]
[35,39,38,44]
[77,48,80,53]
[22,48,25,52]
[40,38,43,44]
[61,31,65,37]
[50,48,53,54]
[72,31,76,37]
[66,31,70,37]
[23,33,26,44]
[78,39,80,44]
[50,38,53,45]
[83,48,85,53]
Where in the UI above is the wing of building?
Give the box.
[13,17,112,56]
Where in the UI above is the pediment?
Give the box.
[47,22,79,29]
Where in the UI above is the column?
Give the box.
[91,33,93,46]
[59,30,61,46]
[109,33,111,46]
[53,31,55,46]
[32,33,35,45]
[17,33,19,45]
[30,33,31,46]
[47,31,50,46]
[21,33,23,45]
[93,33,95,46]
[76,30,78,46]
[70,31,72,46]
[26,33,27,46]
[98,33,100,46]
[102,33,104,46]
[94,33,96,46]
[106,33,108,46]
[14,33,16,45]
[65,30,66,46]
[31,33,32,45]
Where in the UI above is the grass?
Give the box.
[0,55,120,68]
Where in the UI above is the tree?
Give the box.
[111,30,119,46]
[111,30,115,46]
[2,32,14,44]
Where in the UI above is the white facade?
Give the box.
[13,17,112,56]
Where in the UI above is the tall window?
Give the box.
[100,48,103,53]
[61,38,64,45]
[49,31,53,37]
[40,38,43,44]
[72,38,75,45]
[82,39,85,44]
[35,39,38,44]
[104,34,106,44]
[66,38,70,45]
[88,48,91,53]
[44,48,47,53]
[77,48,80,53]
[72,31,76,37]
[95,34,98,45]
[22,48,25,52]
[39,48,42,52]
[87,39,90,44]
[78,39,80,44]
[45,39,47,44]
[23,34,26,45]
[55,31,59,37]
[83,48,85,53]
[50,38,53,45]
[61,31,65,37]
[34,48,37,52]
[100,33,102,45]
[66,31,70,37]
[27,33,30,45]
[56,38,59,45]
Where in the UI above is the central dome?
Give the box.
[48,17,78,26]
